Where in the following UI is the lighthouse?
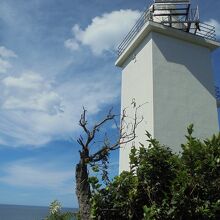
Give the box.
[116,0,220,172]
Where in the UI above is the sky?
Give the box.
[0,0,219,208]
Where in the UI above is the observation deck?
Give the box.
[117,0,216,57]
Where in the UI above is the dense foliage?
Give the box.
[90,125,220,219]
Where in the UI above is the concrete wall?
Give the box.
[152,32,219,152]
[119,34,154,172]
[118,24,219,172]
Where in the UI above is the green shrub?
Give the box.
[90,125,220,219]
[45,200,75,220]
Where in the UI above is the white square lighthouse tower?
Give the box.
[116,0,220,172]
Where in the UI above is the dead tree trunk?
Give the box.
[75,105,143,219]
[76,160,91,220]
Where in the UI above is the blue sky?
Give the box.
[0,0,219,208]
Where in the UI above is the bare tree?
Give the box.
[76,105,143,220]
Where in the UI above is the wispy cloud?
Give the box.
[0,160,73,192]
[0,46,17,74]
[65,9,141,55]
[0,58,12,74]
[0,66,120,147]
[0,3,127,149]
[2,71,63,115]
[0,46,17,58]
[3,71,47,90]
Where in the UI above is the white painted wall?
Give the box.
[118,22,219,172]
[152,32,219,151]
[119,34,154,172]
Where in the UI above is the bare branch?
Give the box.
[87,109,115,147]
[78,103,144,165]
[79,107,90,137]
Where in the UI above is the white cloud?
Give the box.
[0,71,65,146]
[0,161,73,190]
[0,58,12,73]
[2,71,62,115]
[205,19,220,38]
[64,38,80,51]
[65,9,141,55]
[0,46,17,58]
[0,68,120,147]
[2,71,45,90]
[2,92,62,114]
[0,46,17,73]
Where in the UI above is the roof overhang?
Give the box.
[115,21,220,67]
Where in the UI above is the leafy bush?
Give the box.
[45,200,75,220]
[90,125,220,219]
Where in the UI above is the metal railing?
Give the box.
[117,9,216,57]
[194,22,216,40]
[117,9,150,57]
